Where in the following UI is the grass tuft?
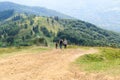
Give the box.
[0,46,51,58]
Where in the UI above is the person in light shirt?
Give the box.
[63,39,68,49]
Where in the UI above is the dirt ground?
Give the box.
[0,48,119,80]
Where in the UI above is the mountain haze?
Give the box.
[66,3,120,32]
[76,9,120,32]
[0,2,72,19]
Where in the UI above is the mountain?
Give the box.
[0,2,72,19]
[67,7,120,32]
[0,10,14,21]
[1,2,119,32]
[79,10,120,32]
[0,10,120,47]
[0,10,63,46]
[94,10,120,32]
[55,19,120,47]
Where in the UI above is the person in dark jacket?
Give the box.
[59,39,63,49]
[55,42,58,49]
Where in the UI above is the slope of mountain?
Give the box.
[0,10,64,46]
[95,10,120,32]
[0,10,120,47]
[55,19,120,47]
[0,2,72,19]
[0,10,14,21]
[68,7,120,32]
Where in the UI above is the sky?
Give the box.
[0,0,120,14]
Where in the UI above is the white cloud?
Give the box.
[109,7,120,11]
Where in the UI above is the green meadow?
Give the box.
[75,47,120,75]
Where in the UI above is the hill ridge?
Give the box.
[0,1,72,19]
[0,10,120,47]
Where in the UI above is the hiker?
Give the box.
[55,41,58,49]
[63,39,68,48]
[59,39,63,49]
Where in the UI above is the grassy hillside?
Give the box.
[55,19,120,47]
[0,10,120,47]
[0,46,51,58]
[75,47,120,75]
[0,10,63,46]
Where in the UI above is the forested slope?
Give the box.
[0,10,120,47]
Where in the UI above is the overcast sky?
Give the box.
[0,0,120,21]
[0,0,120,12]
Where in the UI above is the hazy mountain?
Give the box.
[95,10,120,32]
[67,7,120,32]
[0,10,14,21]
[0,1,119,32]
[0,2,72,19]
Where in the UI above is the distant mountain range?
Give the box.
[0,2,119,32]
[69,7,120,32]
[0,2,72,19]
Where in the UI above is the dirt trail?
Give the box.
[0,48,117,80]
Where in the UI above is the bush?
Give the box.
[33,37,48,46]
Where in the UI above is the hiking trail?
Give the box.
[0,48,118,80]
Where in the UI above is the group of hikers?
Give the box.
[55,39,68,49]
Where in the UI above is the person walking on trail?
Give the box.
[63,39,68,48]
[59,39,63,49]
[55,42,58,49]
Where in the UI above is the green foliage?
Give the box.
[41,27,52,37]
[0,10,120,48]
[55,19,120,47]
[12,15,22,21]
[54,16,59,21]
[6,36,14,45]
[24,24,28,29]
[33,25,39,33]
[0,11,63,47]
[33,37,48,46]
[30,20,34,25]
